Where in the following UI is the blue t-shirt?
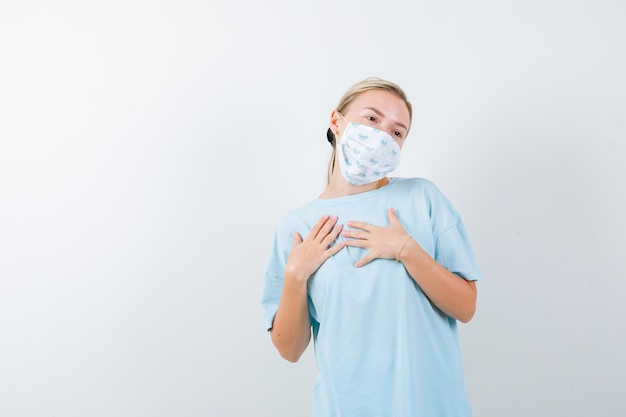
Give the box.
[261,177,482,417]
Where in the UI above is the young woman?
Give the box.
[261,77,482,416]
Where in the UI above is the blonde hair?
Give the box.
[327,77,412,183]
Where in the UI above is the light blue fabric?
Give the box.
[261,177,482,417]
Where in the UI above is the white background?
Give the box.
[1,1,625,416]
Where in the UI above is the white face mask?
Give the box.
[336,114,401,186]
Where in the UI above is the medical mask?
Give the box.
[336,114,401,186]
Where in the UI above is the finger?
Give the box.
[388,208,400,226]
[344,237,367,248]
[291,232,303,249]
[346,220,373,231]
[342,229,369,240]
[316,215,339,242]
[325,240,346,257]
[389,208,408,234]
[321,223,343,246]
[354,253,374,268]
[307,215,330,240]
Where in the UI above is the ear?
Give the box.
[329,110,341,136]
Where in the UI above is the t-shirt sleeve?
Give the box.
[261,214,319,331]
[435,221,482,281]
[261,229,288,331]
[429,186,482,282]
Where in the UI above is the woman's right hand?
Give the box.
[284,215,346,283]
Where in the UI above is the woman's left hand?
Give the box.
[342,208,412,267]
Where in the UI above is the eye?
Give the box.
[365,115,378,123]
[393,131,403,138]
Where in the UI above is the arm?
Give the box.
[270,215,345,362]
[343,208,477,323]
[270,274,311,363]
[396,237,477,323]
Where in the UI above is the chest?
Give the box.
[303,199,437,322]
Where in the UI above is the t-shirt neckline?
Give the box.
[311,177,399,206]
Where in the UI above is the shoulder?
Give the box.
[393,177,461,223]
[391,177,447,200]
[272,200,319,237]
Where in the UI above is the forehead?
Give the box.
[348,89,410,124]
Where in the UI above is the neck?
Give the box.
[320,174,389,199]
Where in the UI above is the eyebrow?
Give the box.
[362,107,408,132]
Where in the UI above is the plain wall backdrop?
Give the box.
[1,0,625,416]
